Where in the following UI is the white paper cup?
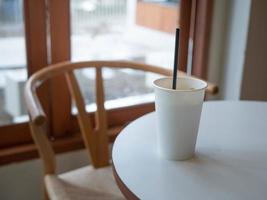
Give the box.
[153,77,207,160]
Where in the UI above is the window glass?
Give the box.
[70,0,176,110]
[74,68,156,112]
[0,0,27,126]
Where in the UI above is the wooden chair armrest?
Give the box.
[128,63,218,95]
[24,79,46,126]
[180,72,219,95]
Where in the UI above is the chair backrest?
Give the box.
[24,60,218,174]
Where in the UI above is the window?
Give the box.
[70,0,175,110]
[0,0,27,126]
[0,0,48,165]
[0,0,212,165]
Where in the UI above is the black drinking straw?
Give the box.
[172,28,180,90]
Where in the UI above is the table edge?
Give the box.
[112,162,140,200]
[112,101,267,199]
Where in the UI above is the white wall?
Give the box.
[207,0,251,100]
[206,0,229,100]
[0,150,89,200]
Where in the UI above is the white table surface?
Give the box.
[112,101,267,200]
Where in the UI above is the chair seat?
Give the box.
[45,165,125,200]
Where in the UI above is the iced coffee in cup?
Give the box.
[153,77,207,161]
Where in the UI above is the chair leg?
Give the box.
[43,183,49,200]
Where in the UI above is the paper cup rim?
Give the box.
[153,77,208,92]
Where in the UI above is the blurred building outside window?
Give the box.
[0,0,27,126]
[0,0,177,125]
[71,0,176,113]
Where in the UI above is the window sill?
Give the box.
[0,125,124,166]
[0,102,155,166]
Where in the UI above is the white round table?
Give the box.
[112,101,267,200]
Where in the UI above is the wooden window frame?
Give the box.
[192,0,213,79]
[0,0,213,165]
[0,102,154,165]
[0,0,48,150]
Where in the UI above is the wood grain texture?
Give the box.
[0,0,49,150]
[25,60,218,170]
[192,0,213,79]
[0,123,31,148]
[25,61,177,169]
[0,125,123,165]
[25,60,218,125]
[23,0,50,133]
[179,0,192,72]
[24,0,48,76]
[45,166,125,200]
[65,71,97,166]
[94,67,110,167]
[29,121,56,174]
[48,0,72,138]
[23,0,49,114]
[26,60,198,199]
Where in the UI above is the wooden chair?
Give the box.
[24,60,218,200]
